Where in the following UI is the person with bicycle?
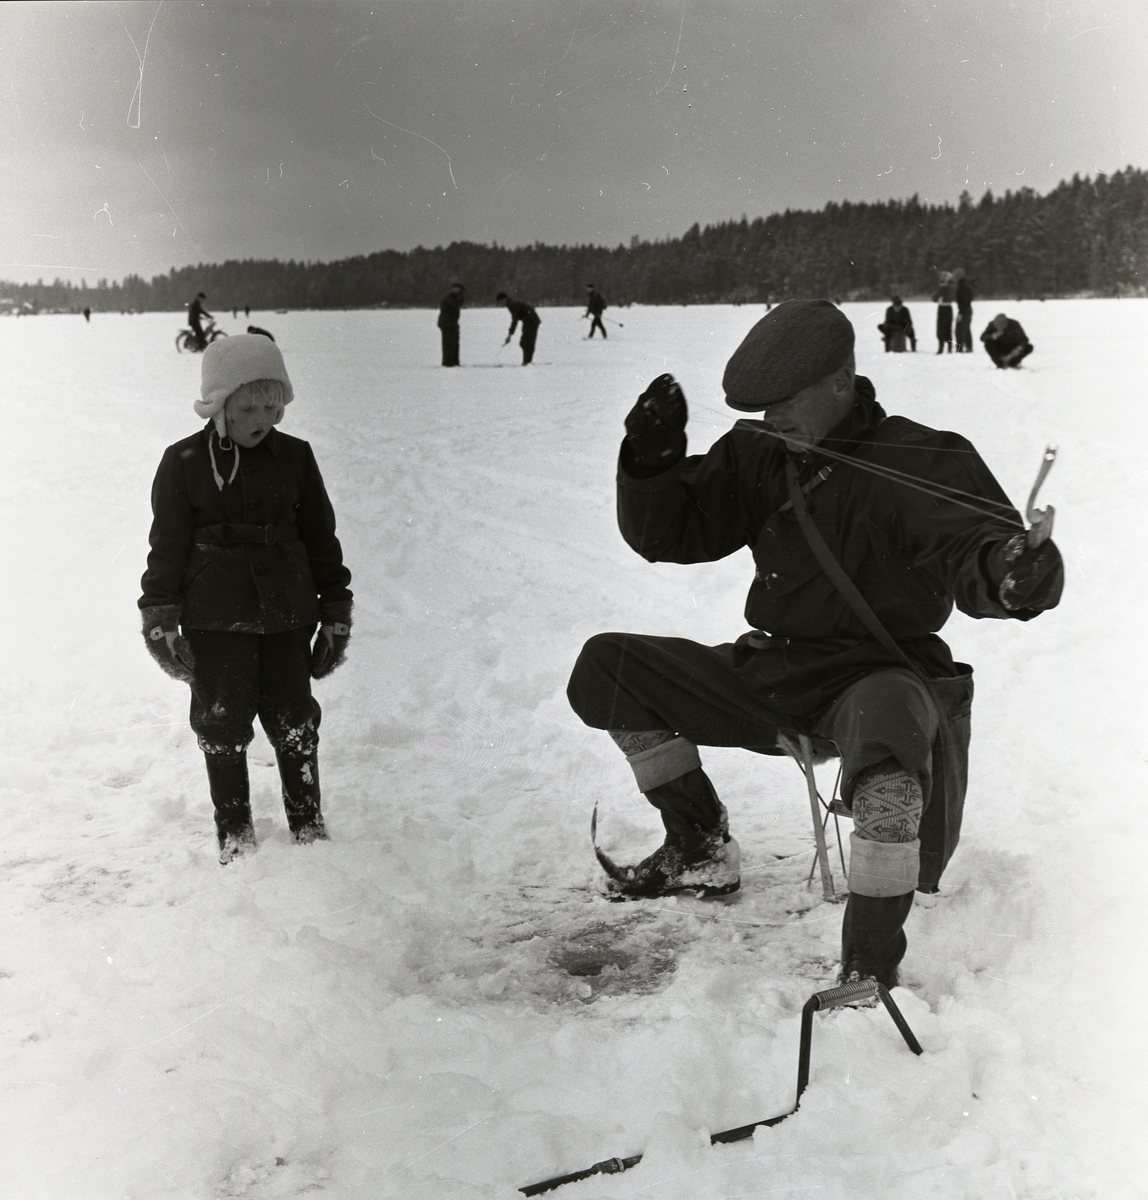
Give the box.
[566,300,1063,988]
[188,292,212,349]
[139,334,353,865]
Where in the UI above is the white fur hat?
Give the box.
[195,334,294,434]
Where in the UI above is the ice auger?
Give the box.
[519,976,923,1195]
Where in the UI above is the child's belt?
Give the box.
[194,523,299,546]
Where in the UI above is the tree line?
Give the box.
[4,167,1146,315]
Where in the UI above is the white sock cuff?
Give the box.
[848,832,920,897]
[627,736,702,792]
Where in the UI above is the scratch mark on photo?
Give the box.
[655,9,686,95]
[363,101,457,189]
[123,0,164,129]
[139,162,197,249]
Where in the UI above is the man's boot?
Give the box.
[839,758,923,988]
[204,752,256,865]
[609,767,740,899]
[840,892,915,988]
[601,732,740,900]
[276,750,329,844]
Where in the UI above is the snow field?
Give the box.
[0,300,1145,1198]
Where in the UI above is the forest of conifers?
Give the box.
[4,168,1146,314]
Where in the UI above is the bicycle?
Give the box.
[175,321,227,353]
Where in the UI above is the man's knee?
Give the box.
[847,759,923,897]
[824,670,938,784]
[567,632,629,717]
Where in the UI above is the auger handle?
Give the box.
[807,978,879,1011]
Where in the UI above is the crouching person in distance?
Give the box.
[139,334,353,864]
[567,300,1063,988]
[981,312,1034,369]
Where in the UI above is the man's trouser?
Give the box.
[588,314,606,338]
[520,323,539,363]
[441,326,460,366]
[568,632,971,978]
[956,311,973,352]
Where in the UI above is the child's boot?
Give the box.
[276,750,329,844]
[204,752,256,864]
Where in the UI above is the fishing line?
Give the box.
[683,397,1025,527]
[745,425,1026,527]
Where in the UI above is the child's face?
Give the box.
[224,389,283,447]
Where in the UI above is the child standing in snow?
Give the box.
[139,334,353,864]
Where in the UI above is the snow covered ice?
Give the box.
[1,299,1145,1199]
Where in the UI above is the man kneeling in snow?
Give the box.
[981,312,1034,368]
[139,335,353,864]
[567,300,1062,988]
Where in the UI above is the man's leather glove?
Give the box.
[311,601,352,679]
[622,373,688,477]
[141,605,197,685]
[987,534,1064,614]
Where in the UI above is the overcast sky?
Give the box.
[1,0,1145,287]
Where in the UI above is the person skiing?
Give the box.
[139,334,353,865]
[932,272,956,353]
[437,282,465,366]
[981,312,1034,368]
[188,292,212,350]
[584,283,608,339]
[566,300,1063,988]
[877,296,916,352]
[954,270,974,353]
[497,291,542,365]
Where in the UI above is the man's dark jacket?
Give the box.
[981,318,1030,356]
[505,298,541,334]
[140,424,352,633]
[881,305,915,335]
[585,289,606,317]
[617,378,1063,718]
[188,297,209,331]
[437,291,462,330]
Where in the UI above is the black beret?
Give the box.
[722,300,855,411]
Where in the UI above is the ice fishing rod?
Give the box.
[519,977,923,1196]
[1024,445,1057,547]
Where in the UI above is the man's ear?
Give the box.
[832,355,856,396]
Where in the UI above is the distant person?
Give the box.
[584,284,608,339]
[437,282,465,367]
[83,307,91,323]
[954,270,974,353]
[244,304,250,318]
[497,291,541,365]
[188,292,211,350]
[139,334,353,865]
[981,313,1034,368]
[932,272,955,354]
[878,296,916,352]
